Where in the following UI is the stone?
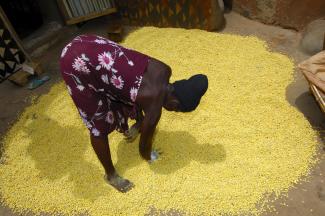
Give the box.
[218,0,225,12]
[318,186,325,201]
[8,69,29,86]
[301,19,325,55]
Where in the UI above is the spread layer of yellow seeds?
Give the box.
[0,27,319,215]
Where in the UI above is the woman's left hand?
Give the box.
[124,123,140,142]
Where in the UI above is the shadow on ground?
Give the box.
[25,107,226,203]
[295,92,325,145]
[115,130,226,176]
[26,117,109,202]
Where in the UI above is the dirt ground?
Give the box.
[0,12,324,215]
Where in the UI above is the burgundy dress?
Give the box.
[60,35,149,137]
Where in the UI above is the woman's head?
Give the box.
[163,74,208,112]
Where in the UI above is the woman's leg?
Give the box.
[90,134,134,193]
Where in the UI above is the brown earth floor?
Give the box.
[0,12,324,215]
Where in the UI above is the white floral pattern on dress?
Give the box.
[88,84,104,92]
[101,74,109,84]
[82,118,92,129]
[128,60,134,66]
[110,75,124,89]
[72,56,90,73]
[67,85,72,95]
[61,43,72,58]
[81,53,89,61]
[64,72,86,92]
[130,87,138,102]
[118,112,125,124]
[98,51,114,70]
[94,39,108,44]
[91,128,100,136]
[78,108,87,118]
[76,85,85,91]
[135,76,143,87]
[62,34,148,137]
[106,111,114,124]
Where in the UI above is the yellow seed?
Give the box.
[0,27,319,216]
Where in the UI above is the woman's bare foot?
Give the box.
[104,173,134,193]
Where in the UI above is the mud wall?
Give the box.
[233,0,325,30]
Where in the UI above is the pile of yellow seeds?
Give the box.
[0,27,319,215]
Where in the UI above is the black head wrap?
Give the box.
[172,74,208,112]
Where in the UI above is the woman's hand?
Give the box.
[124,123,140,142]
[148,149,162,163]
